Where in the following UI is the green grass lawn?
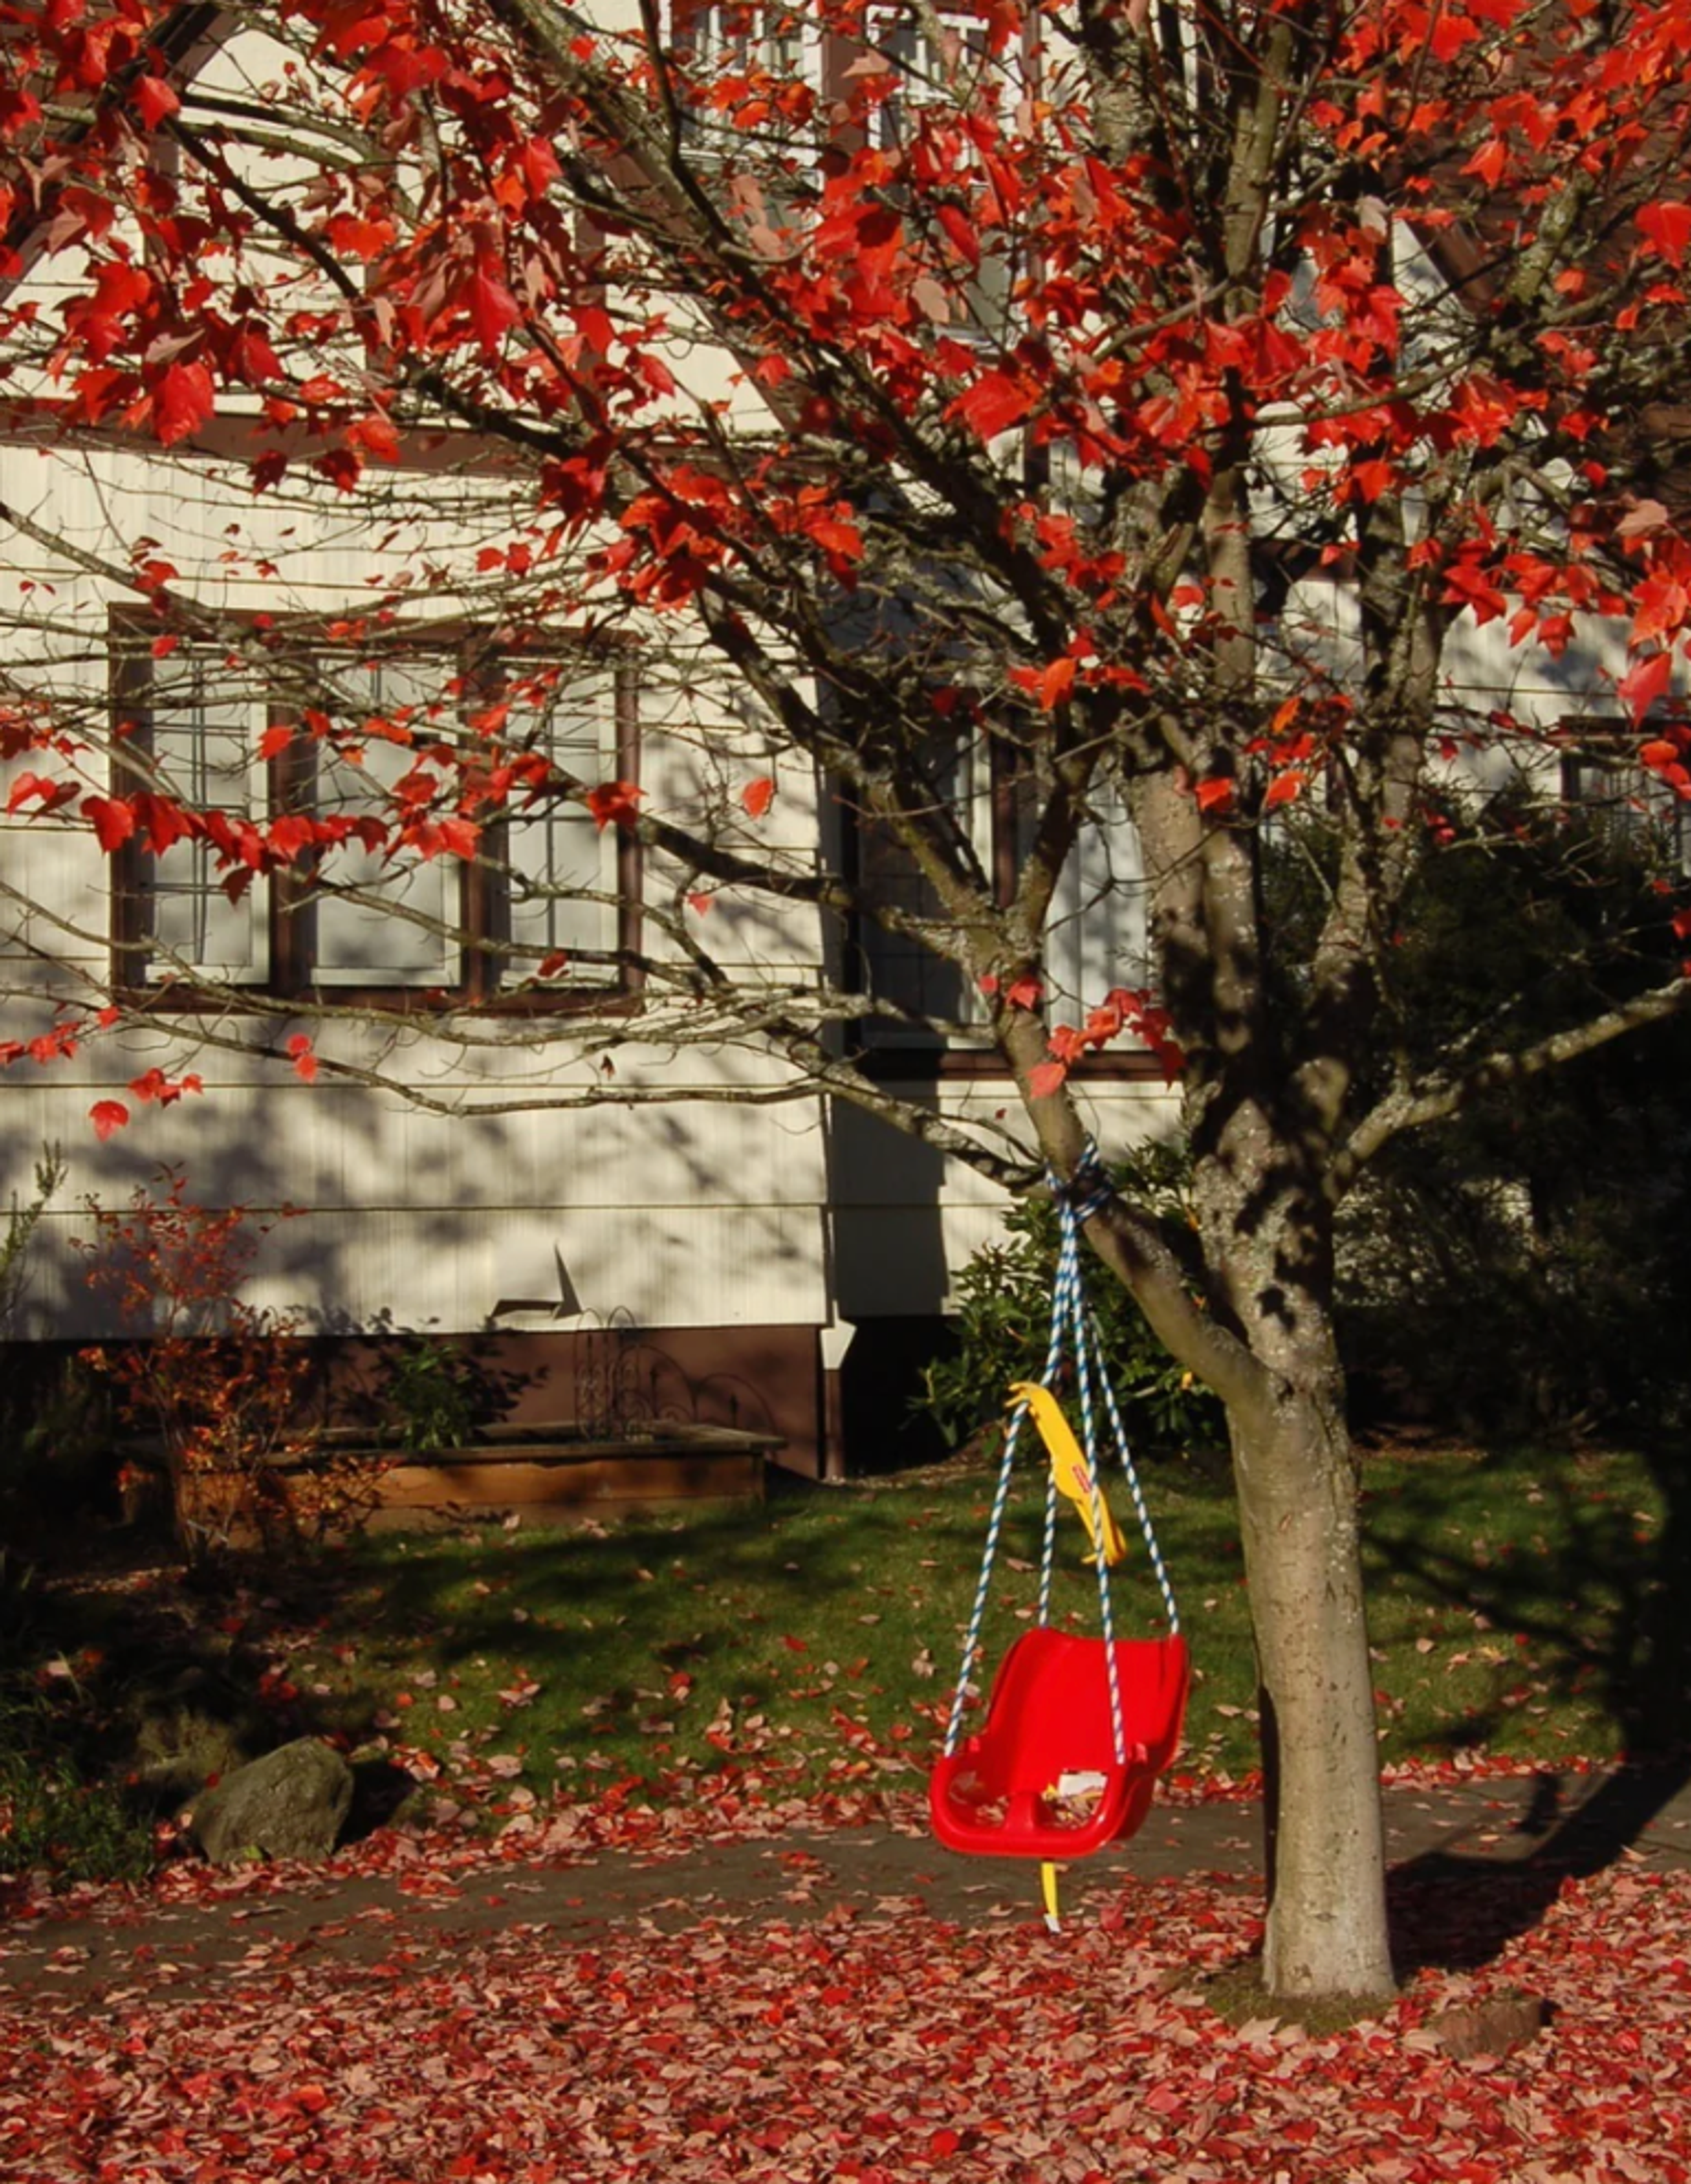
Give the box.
[4,1442,1687,1878]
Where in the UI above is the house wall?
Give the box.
[4,13,1684,1487]
[1,465,1671,1480]
[0,416,842,1469]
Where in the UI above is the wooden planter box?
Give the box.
[168,1420,783,1541]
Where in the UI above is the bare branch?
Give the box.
[1333,973,1691,1196]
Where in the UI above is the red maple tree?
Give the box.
[4,0,1691,2000]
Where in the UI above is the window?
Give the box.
[872,3,998,142]
[109,614,640,1006]
[676,0,807,85]
[841,730,1150,1066]
[1559,722,1690,873]
[846,735,972,1033]
[669,0,820,195]
[871,4,1020,341]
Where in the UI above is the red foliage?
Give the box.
[0,0,1682,1146]
[74,1169,373,1557]
[0,1793,1687,2184]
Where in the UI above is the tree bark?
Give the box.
[1230,1374,1395,1999]
[1184,1081,1396,1999]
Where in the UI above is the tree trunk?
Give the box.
[1229,1377,1395,2000]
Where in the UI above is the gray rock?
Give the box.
[191,1738,354,1866]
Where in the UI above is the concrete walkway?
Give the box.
[4,1762,1689,2003]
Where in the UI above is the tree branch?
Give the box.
[1331,972,1691,1197]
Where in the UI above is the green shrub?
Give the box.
[381,1339,481,1453]
[1316,802,1691,1440]
[915,1140,1226,1456]
[0,1563,155,1885]
[0,1738,156,1884]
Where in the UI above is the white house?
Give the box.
[0,1,1676,1491]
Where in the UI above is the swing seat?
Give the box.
[929,1628,1190,1861]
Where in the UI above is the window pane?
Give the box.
[1044,776,1149,1018]
[1561,742,1690,873]
[854,734,971,1034]
[122,636,634,999]
[145,657,268,983]
[306,659,458,987]
[687,1,805,79]
[873,7,1016,340]
[502,670,624,981]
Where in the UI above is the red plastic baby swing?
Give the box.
[928,1152,1190,1866]
[929,1626,1190,1859]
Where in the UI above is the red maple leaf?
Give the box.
[151,359,215,447]
[1637,199,1691,268]
[950,370,1035,442]
[132,74,181,129]
[468,263,522,354]
[1195,777,1236,815]
[81,794,137,852]
[586,780,645,831]
[934,203,980,271]
[1619,649,1673,725]
[128,1068,202,1106]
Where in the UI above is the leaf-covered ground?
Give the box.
[6,1447,1689,2180]
[4,1795,1688,2184]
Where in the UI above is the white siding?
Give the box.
[3,5,1681,1369]
[13,1081,831,1339]
[829,1080,1180,1319]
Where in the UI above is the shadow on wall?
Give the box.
[0,1088,826,1497]
[4,1085,826,1344]
[825,1098,960,1475]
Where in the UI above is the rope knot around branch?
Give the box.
[1050,1138,1115,1228]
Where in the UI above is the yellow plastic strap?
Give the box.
[1008,1381,1128,1568]
[1041,1861,1062,1934]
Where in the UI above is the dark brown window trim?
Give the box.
[856,1046,1170,1084]
[108,607,642,1015]
[836,739,1167,1081]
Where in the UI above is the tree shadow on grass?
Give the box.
[1370,1436,1691,1976]
[2,1472,1006,1864]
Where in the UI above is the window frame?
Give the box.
[1557,716,1691,874]
[838,735,1163,1081]
[108,609,643,1014]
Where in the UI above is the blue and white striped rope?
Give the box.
[943,1246,1068,1760]
[1056,1190,1128,1767]
[941,1403,1023,1759]
[1060,1139,1181,1636]
[940,1138,1181,1763]
[1037,1464,1059,1634]
[1089,1297,1181,1634]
